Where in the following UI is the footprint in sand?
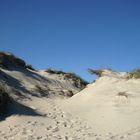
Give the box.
[52,126,59,132]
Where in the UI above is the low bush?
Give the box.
[127,69,140,79]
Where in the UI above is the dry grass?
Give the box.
[127,69,140,79]
[45,68,66,75]
[26,64,35,71]
[0,84,10,112]
[45,68,88,87]
[0,52,26,69]
[88,68,103,77]
[88,68,113,77]
[117,92,128,98]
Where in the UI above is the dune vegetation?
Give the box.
[46,68,89,87]
[0,85,10,113]
[127,69,140,79]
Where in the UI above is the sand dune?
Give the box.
[61,70,140,139]
[1,53,140,139]
[0,97,95,140]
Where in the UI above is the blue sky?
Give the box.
[0,0,140,81]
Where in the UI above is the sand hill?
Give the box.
[62,69,140,139]
[0,52,140,140]
[0,52,87,100]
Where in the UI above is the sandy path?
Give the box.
[1,97,140,140]
[0,97,95,140]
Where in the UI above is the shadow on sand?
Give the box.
[0,100,44,121]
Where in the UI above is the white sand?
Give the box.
[1,69,140,139]
[0,97,94,140]
[61,70,140,139]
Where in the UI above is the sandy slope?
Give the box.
[61,70,140,139]
[1,94,140,140]
[0,68,82,99]
[0,97,95,140]
[1,67,140,139]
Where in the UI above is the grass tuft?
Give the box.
[45,68,88,88]
[26,64,36,71]
[127,69,140,79]
[0,84,10,112]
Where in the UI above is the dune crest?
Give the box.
[62,70,140,139]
